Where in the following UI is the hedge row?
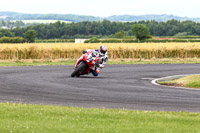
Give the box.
[1,37,200,44]
[35,39,75,43]
[0,37,25,43]
[174,36,200,39]
[85,39,200,43]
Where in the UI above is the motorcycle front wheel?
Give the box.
[71,61,87,77]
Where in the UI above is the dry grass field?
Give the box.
[0,43,200,60]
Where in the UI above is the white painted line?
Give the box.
[151,74,200,91]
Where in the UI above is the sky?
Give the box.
[0,0,200,18]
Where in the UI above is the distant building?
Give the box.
[75,39,88,43]
[0,26,8,29]
[0,16,8,19]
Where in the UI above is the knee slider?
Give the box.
[92,71,98,76]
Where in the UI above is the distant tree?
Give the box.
[4,20,200,40]
[15,21,25,27]
[174,32,188,36]
[24,30,37,43]
[87,37,100,43]
[0,29,14,37]
[131,24,151,41]
[114,30,126,38]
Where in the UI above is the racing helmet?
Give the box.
[99,45,107,55]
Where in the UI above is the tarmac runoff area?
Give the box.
[0,64,200,112]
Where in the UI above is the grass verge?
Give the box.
[0,58,200,67]
[0,103,200,133]
[158,75,200,89]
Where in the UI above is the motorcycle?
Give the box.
[71,51,101,77]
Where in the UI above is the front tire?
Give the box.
[71,62,87,77]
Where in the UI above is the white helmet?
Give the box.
[99,45,107,55]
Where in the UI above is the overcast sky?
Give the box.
[0,0,200,17]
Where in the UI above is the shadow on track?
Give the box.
[69,76,106,79]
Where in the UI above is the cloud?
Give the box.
[0,0,200,17]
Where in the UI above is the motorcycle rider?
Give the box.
[82,45,108,76]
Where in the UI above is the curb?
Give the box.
[151,74,200,91]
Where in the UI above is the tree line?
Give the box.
[1,19,200,39]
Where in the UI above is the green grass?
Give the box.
[107,59,200,65]
[159,75,200,88]
[0,61,76,67]
[0,103,200,133]
[1,58,200,67]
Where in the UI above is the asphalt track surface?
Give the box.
[0,64,200,112]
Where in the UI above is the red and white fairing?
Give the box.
[72,50,100,76]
